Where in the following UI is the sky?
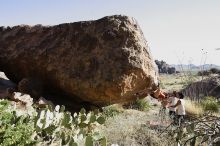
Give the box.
[1,0,220,65]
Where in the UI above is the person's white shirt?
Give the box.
[176,99,185,115]
[168,96,177,112]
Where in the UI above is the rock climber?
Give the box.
[169,92,186,125]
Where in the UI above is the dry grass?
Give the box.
[99,109,171,146]
[159,74,202,92]
[160,74,187,92]
[98,74,219,146]
[185,99,204,116]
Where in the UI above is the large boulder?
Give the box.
[182,76,220,100]
[0,15,158,105]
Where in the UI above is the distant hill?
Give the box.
[170,64,220,71]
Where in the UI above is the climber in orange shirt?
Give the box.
[150,87,166,100]
[150,87,168,108]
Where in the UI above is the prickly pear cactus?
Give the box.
[35,106,106,145]
[0,100,106,146]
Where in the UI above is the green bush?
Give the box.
[201,96,219,112]
[132,98,151,111]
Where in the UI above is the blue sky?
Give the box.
[1,0,220,65]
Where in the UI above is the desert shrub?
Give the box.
[217,100,220,105]
[210,68,220,74]
[185,99,204,115]
[102,105,122,119]
[197,70,211,76]
[134,126,171,146]
[167,113,220,146]
[132,98,151,111]
[99,110,171,146]
[201,96,219,112]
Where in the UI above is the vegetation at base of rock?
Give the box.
[201,96,219,112]
[131,98,151,111]
[102,105,123,119]
[0,100,106,146]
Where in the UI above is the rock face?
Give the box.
[182,76,220,100]
[18,78,43,99]
[0,15,158,105]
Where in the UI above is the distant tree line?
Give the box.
[155,60,176,74]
